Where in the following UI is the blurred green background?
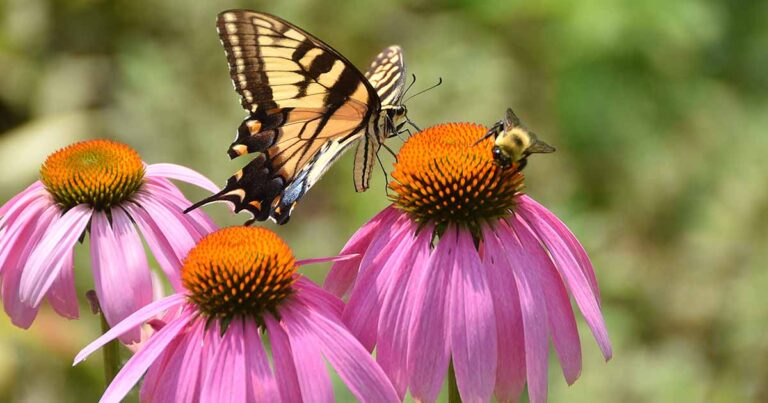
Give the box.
[1,0,767,401]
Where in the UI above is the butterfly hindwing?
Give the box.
[191,10,384,224]
[352,45,406,192]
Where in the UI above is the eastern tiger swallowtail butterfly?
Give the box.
[187,10,410,224]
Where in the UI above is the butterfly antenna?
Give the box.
[403,77,443,103]
[402,74,417,98]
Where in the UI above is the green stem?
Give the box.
[448,360,462,403]
[100,313,120,386]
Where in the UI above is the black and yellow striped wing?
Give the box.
[365,45,407,108]
[350,45,407,193]
[189,10,383,224]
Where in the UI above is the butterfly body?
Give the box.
[188,10,408,224]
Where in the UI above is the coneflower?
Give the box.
[326,123,612,403]
[0,139,218,343]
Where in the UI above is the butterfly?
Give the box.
[187,10,410,224]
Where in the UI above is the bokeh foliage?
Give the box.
[1,0,767,401]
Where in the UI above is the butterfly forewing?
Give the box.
[191,10,384,224]
[364,45,406,107]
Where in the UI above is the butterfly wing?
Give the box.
[191,10,382,224]
[364,45,407,107]
[351,46,407,192]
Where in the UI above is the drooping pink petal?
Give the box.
[244,320,279,401]
[122,202,184,291]
[97,311,195,403]
[139,331,183,402]
[285,301,399,403]
[264,315,302,403]
[494,222,549,403]
[518,195,601,302]
[449,229,497,403]
[376,223,433,398]
[515,205,613,361]
[90,210,153,343]
[2,203,59,327]
[0,181,46,227]
[47,250,79,319]
[145,163,220,194]
[280,306,334,403]
[140,190,210,243]
[480,225,526,403]
[74,294,187,364]
[140,319,204,403]
[296,253,360,266]
[0,196,53,274]
[407,225,456,403]
[342,213,413,351]
[324,206,401,297]
[510,216,582,384]
[201,321,247,403]
[141,180,217,236]
[293,277,344,320]
[19,204,92,307]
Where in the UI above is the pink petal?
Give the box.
[0,196,53,274]
[510,216,582,384]
[324,206,400,297]
[494,222,549,403]
[342,213,413,351]
[407,226,456,403]
[376,223,433,398]
[47,250,79,319]
[450,230,497,403]
[145,163,220,194]
[264,315,302,403]
[296,253,360,266]
[139,328,185,402]
[137,193,203,245]
[281,306,334,403]
[285,301,399,403]
[516,205,613,361]
[519,195,600,301]
[0,181,46,227]
[244,321,279,401]
[293,277,344,320]
[19,204,92,307]
[97,311,195,403]
[122,202,183,291]
[139,190,210,242]
[2,203,59,327]
[141,180,218,236]
[201,321,247,403]
[90,211,153,343]
[480,226,526,403]
[74,294,187,364]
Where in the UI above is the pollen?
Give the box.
[390,123,525,229]
[39,140,145,210]
[181,227,297,324]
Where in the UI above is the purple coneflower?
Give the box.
[75,226,400,403]
[0,139,218,342]
[325,123,613,403]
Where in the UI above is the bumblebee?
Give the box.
[477,108,555,170]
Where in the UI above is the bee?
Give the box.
[476,108,555,170]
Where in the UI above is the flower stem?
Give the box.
[88,290,120,386]
[99,310,120,385]
[448,360,461,403]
